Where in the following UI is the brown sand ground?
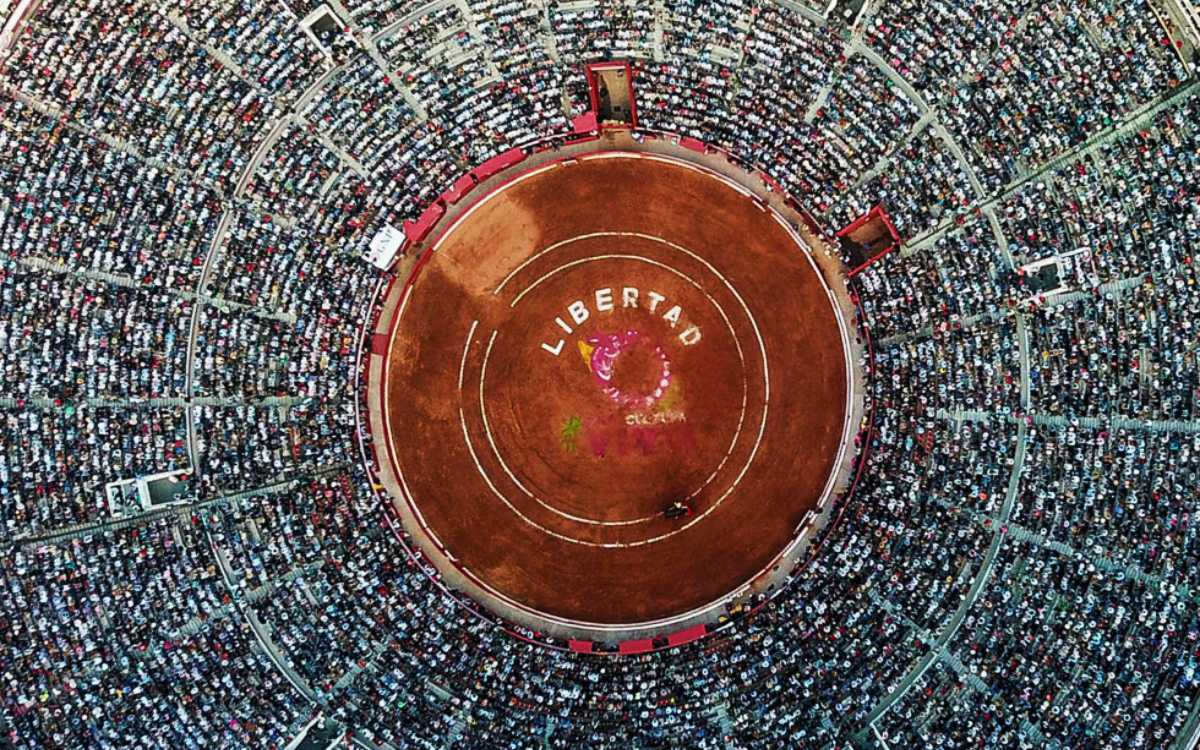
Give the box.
[383,155,847,624]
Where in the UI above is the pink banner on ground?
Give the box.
[568,640,594,654]
[473,148,526,182]
[443,174,475,204]
[680,136,707,154]
[618,638,654,655]
[666,623,708,647]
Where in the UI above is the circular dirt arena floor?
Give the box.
[379,151,853,630]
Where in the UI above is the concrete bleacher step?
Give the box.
[445,45,480,70]
[702,702,736,749]
[334,664,365,692]
[541,717,557,749]
[0,394,307,411]
[556,0,598,11]
[445,708,468,749]
[357,32,427,119]
[312,129,369,178]
[936,407,1200,436]
[540,32,561,63]
[426,681,454,702]
[437,22,469,43]
[819,713,837,733]
[867,590,937,646]
[652,0,666,61]
[839,112,936,196]
[1003,525,1076,558]
[242,561,324,605]
[936,649,990,695]
[12,466,343,548]
[960,510,1170,592]
[1020,718,1047,744]
[707,43,741,67]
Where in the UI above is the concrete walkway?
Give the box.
[0,81,229,197]
[843,28,1042,739]
[0,395,308,410]
[164,11,264,95]
[333,0,427,118]
[205,522,320,702]
[938,407,1200,436]
[13,255,297,324]
[11,467,342,547]
[850,38,1018,271]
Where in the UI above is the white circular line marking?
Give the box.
[494,231,772,537]
[457,399,612,546]
[494,232,622,295]
[479,253,749,528]
[458,319,478,392]
[469,240,771,545]
[496,230,770,406]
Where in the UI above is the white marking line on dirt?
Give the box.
[396,281,414,326]
[497,233,767,433]
[383,281,431,536]
[463,327,722,548]
[485,253,748,528]
[485,241,771,544]
[458,320,478,392]
[493,231,614,295]
[479,330,651,526]
[459,383,621,548]
[504,231,771,429]
[478,308,743,530]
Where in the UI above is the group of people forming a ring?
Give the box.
[663,500,694,520]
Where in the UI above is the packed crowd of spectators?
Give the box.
[2,0,1199,747]
[937,0,1189,192]
[551,0,657,67]
[879,536,1200,749]
[175,0,330,101]
[826,125,975,239]
[0,516,312,748]
[0,96,221,290]
[378,2,568,163]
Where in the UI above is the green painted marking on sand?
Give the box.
[560,415,582,452]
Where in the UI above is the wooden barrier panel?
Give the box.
[618,638,655,655]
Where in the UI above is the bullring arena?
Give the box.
[5,0,1200,747]
[368,147,860,634]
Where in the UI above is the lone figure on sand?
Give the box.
[664,500,693,520]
